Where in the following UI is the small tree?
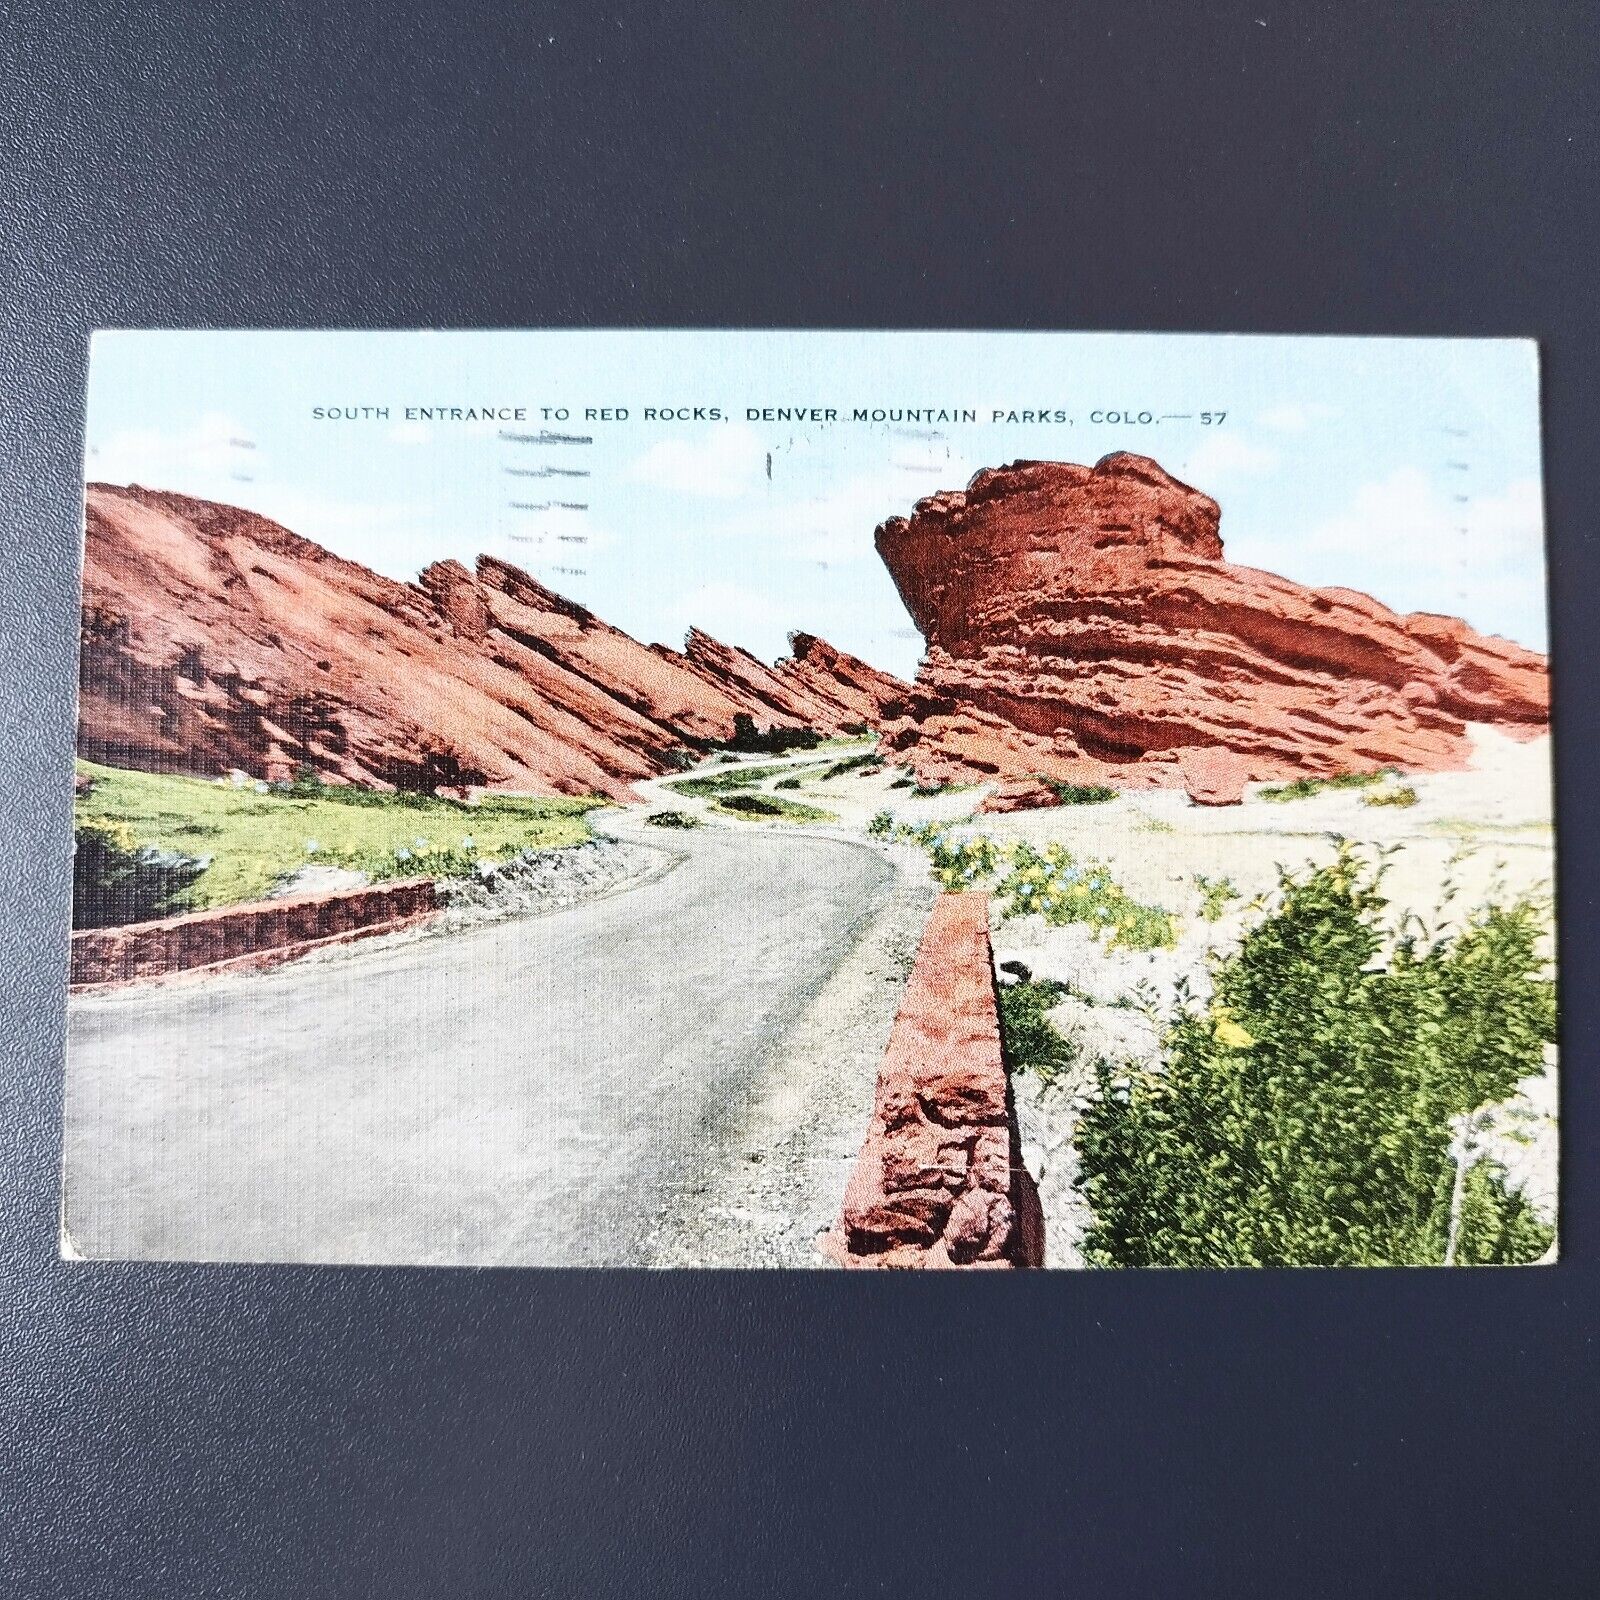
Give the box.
[1076,845,1555,1266]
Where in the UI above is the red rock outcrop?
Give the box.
[874,453,1549,797]
[79,485,910,799]
[69,877,439,988]
[824,893,1042,1270]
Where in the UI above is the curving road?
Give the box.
[62,805,897,1266]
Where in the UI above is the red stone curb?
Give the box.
[69,878,439,990]
[823,892,1044,1269]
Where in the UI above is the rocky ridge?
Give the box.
[874,452,1549,802]
[79,484,909,799]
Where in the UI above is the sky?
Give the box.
[84,330,1548,681]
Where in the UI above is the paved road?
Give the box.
[63,815,896,1266]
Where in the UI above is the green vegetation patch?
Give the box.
[1258,769,1393,802]
[74,760,601,910]
[645,810,701,829]
[667,762,821,799]
[998,978,1076,1081]
[996,841,1177,950]
[824,749,885,779]
[1363,782,1420,808]
[1075,844,1556,1267]
[870,815,1176,950]
[711,792,835,823]
[1038,777,1118,806]
[1192,873,1243,923]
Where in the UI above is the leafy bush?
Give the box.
[1192,873,1242,922]
[645,810,701,829]
[73,820,210,928]
[774,776,803,790]
[998,979,1075,1080]
[1075,846,1556,1266]
[868,819,1175,948]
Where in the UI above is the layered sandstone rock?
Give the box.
[824,893,1042,1270]
[874,453,1549,798]
[79,485,910,799]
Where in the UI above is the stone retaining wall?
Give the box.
[824,892,1043,1268]
[69,878,439,989]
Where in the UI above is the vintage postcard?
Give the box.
[62,330,1556,1268]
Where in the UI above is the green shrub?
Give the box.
[774,776,803,790]
[1075,845,1556,1266]
[645,810,701,829]
[998,979,1075,1080]
[1192,873,1242,922]
[1038,777,1118,806]
[719,714,823,755]
[867,809,895,838]
[668,762,813,798]
[825,750,884,778]
[713,792,834,823]
[1259,769,1391,802]
[73,820,210,928]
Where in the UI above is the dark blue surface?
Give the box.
[2,4,1595,1594]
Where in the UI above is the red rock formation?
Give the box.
[824,893,1042,1269]
[78,485,910,799]
[69,877,439,988]
[874,453,1549,798]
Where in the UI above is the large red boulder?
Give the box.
[873,452,1548,791]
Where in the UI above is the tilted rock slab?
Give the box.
[824,892,1042,1269]
[874,452,1549,799]
[79,485,910,799]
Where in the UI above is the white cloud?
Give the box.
[1245,468,1548,648]
[88,411,256,488]
[1171,432,1279,491]
[628,423,767,498]
[655,579,794,658]
[1258,401,1337,434]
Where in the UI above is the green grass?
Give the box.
[823,749,885,779]
[667,762,821,798]
[74,760,602,909]
[710,792,835,823]
[1259,769,1393,802]
[1038,777,1118,805]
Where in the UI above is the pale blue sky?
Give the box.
[85,330,1547,681]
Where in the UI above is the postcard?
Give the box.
[62,330,1556,1268]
